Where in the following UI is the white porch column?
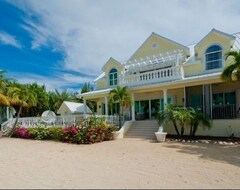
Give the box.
[6,107,9,119]
[163,89,168,110]
[83,99,87,118]
[104,96,108,116]
[131,93,135,121]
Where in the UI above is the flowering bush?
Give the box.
[62,126,79,142]
[13,127,30,139]
[12,118,118,144]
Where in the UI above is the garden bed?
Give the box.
[11,116,118,144]
[166,134,240,145]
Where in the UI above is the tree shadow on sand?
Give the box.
[162,142,240,167]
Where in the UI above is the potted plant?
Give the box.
[155,109,168,142]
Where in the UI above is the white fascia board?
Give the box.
[94,72,105,82]
[78,88,112,98]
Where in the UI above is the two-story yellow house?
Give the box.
[79,29,240,137]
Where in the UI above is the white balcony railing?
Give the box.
[119,65,183,87]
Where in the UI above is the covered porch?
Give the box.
[80,81,240,126]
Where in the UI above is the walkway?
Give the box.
[0,138,239,189]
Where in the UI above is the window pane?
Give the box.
[110,80,113,86]
[110,68,117,73]
[109,74,113,80]
[213,93,224,105]
[225,92,236,104]
[206,45,222,70]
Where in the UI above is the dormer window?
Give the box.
[205,45,222,70]
[109,68,117,86]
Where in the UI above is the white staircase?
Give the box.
[124,120,159,139]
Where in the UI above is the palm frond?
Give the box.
[0,93,10,106]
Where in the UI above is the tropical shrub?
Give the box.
[157,104,211,138]
[47,127,64,140]
[62,126,79,142]
[12,118,118,144]
[12,127,30,139]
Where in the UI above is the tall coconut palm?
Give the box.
[7,85,37,136]
[221,50,240,82]
[109,86,131,128]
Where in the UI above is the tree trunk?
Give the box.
[118,106,122,129]
[9,105,23,137]
[172,121,180,137]
[192,125,198,137]
[190,125,193,137]
[180,126,184,138]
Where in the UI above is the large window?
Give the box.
[205,45,222,70]
[109,68,117,86]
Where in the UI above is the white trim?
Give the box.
[128,32,189,62]
[108,67,118,87]
[101,57,122,72]
[195,28,235,49]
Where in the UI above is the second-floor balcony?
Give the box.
[119,65,183,87]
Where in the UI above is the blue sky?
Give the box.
[0,0,240,92]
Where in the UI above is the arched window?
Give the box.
[205,45,222,70]
[109,68,117,86]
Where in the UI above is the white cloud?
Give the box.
[0,32,22,48]
[9,0,240,85]
[11,72,94,92]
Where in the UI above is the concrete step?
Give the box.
[124,120,158,139]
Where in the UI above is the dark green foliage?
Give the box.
[221,50,240,82]
[157,104,211,138]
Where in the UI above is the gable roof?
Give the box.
[94,72,105,82]
[195,28,235,49]
[101,57,123,71]
[128,32,190,61]
[57,101,92,114]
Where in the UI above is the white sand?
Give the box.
[0,137,239,189]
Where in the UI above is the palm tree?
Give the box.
[221,50,240,82]
[48,90,73,113]
[174,107,192,137]
[156,104,180,137]
[7,85,37,136]
[189,108,212,137]
[109,86,131,128]
[0,70,10,106]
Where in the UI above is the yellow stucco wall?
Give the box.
[96,58,124,90]
[129,34,189,61]
[96,80,107,90]
[165,119,240,137]
[184,32,233,76]
[184,62,203,76]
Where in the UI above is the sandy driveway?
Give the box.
[0,137,239,189]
